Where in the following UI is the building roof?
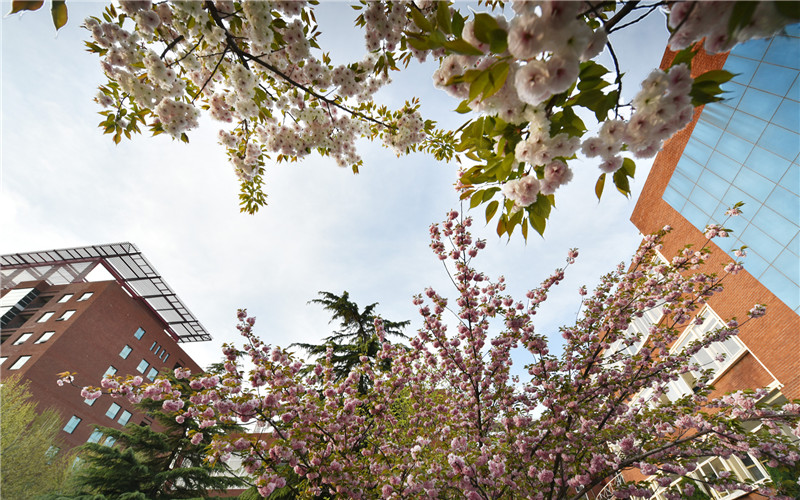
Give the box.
[1,243,211,342]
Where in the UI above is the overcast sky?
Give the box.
[1,3,670,374]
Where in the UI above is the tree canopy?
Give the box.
[293,290,409,392]
[8,0,799,237]
[48,374,246,500]
[0,376,74,500]
[65,209,800,499]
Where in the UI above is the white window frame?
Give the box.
[63,416,81,434]
[105,403,121,419]
[37,311,55,323]
[56,310,76,321]
[77,292,93,301]
[35,331,56,344]
[57,294,73,303]
[118,410,132,426]
[8,355,31,370]
[12,333,33,345]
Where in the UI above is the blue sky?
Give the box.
[1,3,670,372]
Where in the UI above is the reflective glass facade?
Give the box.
[663,26,800,313]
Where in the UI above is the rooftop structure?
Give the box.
[2,242,211,342]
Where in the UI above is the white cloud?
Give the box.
[2,4,670,371]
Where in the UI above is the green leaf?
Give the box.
[529,214,546,236]
[693,70,735,84]
[452,11,466,38]
[775,1,800,19]
[577,77,610,91]
[612,168,631,197]
[472,13,499,43]
[521,217,529,240]
[468,70,490,102]
[436,1,452,34]
[9,1,43,13]
[728,1,758,36]
[508,209,523,234]
[470,189,485,209]
[441,38,484,56]
[670,45,696,69]
[595,173,606,200]
[410,7,433,32]
[455,100,472,114]
[488,28,508,54]
[579,61,608,80]
[482,187,499,202]
[482,62,509,100]
[622,157,636,176]
[496,154,515,181]
[485,200,499,222]
[496,214,507,237]
[406,36,430,52]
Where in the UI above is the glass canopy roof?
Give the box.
[1,243,211,342]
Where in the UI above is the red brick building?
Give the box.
[1,243,207,451]
[607,31,800,499]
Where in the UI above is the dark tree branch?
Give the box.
[604,1,642,31]
[160,34,185,59]
[607,3,664,33]
[203,1,392,130]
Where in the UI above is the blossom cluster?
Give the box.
[85,0,426,196]
[74,0,800,222]
[668,1,796,54]
[65,209,799,499]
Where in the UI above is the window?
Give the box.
[104,366,117,378]
[118,410,132,426]
[150,341,157,351]
[37,311,54,323]
[134,327,145,340]
[160,350,168,361]
[46,446,60,462]
[63,416,81,434]
[57,294,74,303]
[163,353,169,363]
[104,436,116,447]
[119,345,132,359]
[56,310,75,321]
[35,331,56,344]
[9,356,31,370]
[0,357,7,366]
[106,403,121,419]
[146,367,158,381]
[12,333,33,345]
[136,359,149,373]
[84,397,97,406]
[154,346,161,356]
[77,292,93,301]
[87,430,103,443]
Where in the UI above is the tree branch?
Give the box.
[203,1,392,130]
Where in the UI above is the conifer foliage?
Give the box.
[293,291,409,393]
[49,374,246,500]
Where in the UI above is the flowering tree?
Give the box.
[9,1,800,235]
[63,208,800,499]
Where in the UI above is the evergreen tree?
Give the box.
[293,291,409,392]
[0,376,74,500]
[48,374,246,500]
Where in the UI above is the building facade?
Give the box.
[1,243,208,452]
[617,27,800,500]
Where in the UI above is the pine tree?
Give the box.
[0,376,74,500]
[48,374,246,500]
[293,291,409,393]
